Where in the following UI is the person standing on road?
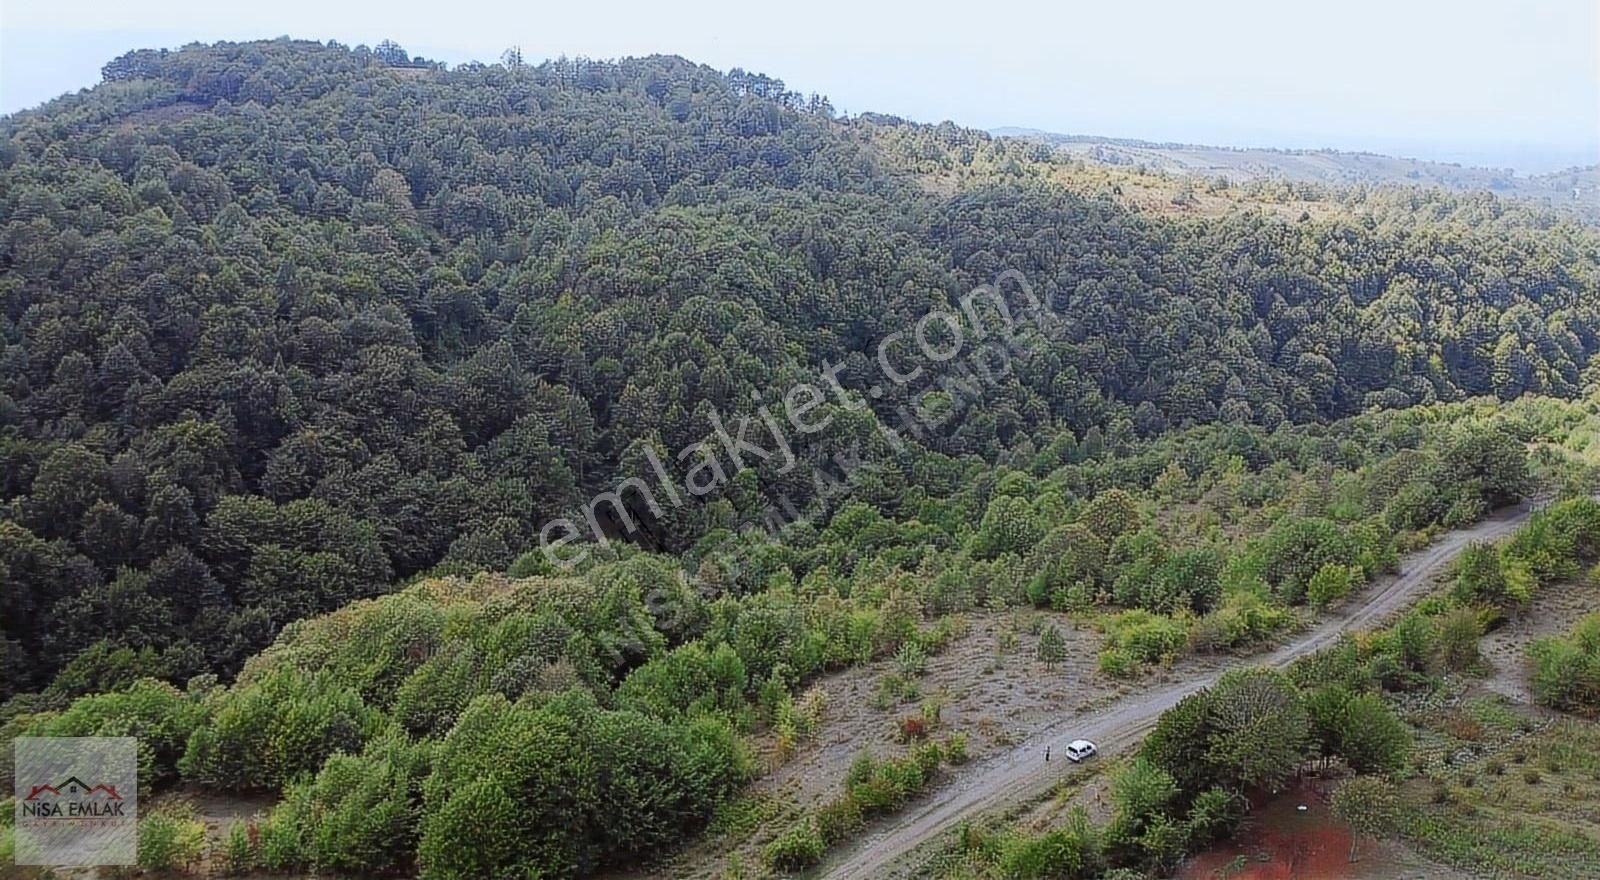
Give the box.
[1045,746,1051,763]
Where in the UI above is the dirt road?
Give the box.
[818,502,1540,879]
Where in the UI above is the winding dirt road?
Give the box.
[818,502,1540,879]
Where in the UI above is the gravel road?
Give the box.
[818,502,1540,879]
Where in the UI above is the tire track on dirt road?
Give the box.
[818,502,1542,879]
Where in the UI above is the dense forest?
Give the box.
[3,38,1597,701]
[2,36,1600,879]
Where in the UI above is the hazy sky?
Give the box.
[3,0,1597,172]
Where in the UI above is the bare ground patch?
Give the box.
[1481,582,1600,703]
[606,609,1127,879]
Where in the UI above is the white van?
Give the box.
[1064,739,1098,763]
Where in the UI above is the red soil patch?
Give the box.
[1180,780,1379,880]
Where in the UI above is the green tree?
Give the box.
[1330,776,1404,862]
[1204,667,1311,792]
[1333,693,1410,774]
[976,495,1044,558]
[1037,624,1067,669]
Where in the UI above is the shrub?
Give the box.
[1185,787,1244,846]
[1037,624,1068,668]
[997,808,1102,879]
[222,821,259,874]
[976,495,1044,559]
[813,795,864,845]
[392,641,484,736]
[1098,648,1136,678]
[1243,516,1358,603]
[1078,489,1141,542]
[137,802,207,872]
[943,733,970,765]
[28,678,208,785]
[1529,613,1600,713]
[1144,547,1224,614]
[418,691,748,878]
[180,666,384,790]
[1436,605,1486,672]
[843,749,940,816]
[1453,542,1531,607]
[895,640,928,676]
[416,778,525,879]
[1306,563,1353,609]
[1192,585,1294,652]
[763,819,824,871]
[266,730,432,873]
[897,715,929,742]
[1333,693,1411,774]
[1101,610,1187,668]
[0,807,14,866]
[617,641,748,720]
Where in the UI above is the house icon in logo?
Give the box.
[24,776,123,801]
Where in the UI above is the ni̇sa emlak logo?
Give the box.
[20,775,128,818]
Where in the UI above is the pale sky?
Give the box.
[3,0,1598,172]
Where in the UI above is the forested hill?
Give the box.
[1,38,1598,700]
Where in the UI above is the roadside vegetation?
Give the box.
[928,492,1600,880]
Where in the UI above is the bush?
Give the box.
[895,640,928,676]
[28,678,208,785]
[1185,787,1244,846]
[897,715,929,742]
[1453,542,1531,607]
[997,808,1102,879]
[1528,613,1600,712]
[1306,563,1354,609]
[137,801,207,872]
[843,749,940,816]
[180,666,385,790]
[249,807,299,870]
[222,821,259,874]
[617,641,748,720]
[764,819,824,871]
[418,691,748,878]
[1436,605,1485,672]
[265,730,431,873]
[943,732,970,765]
[1101,610,1187,668]
[1143,547,1223,614]
[1098,648,1136,678]
[416,778,525,879]
[1243,516,1358,603]
[1190,585,1294,652]
[392,641,484,736]
[813,795,864,845]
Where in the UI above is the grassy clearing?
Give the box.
[1400,697,1600,878]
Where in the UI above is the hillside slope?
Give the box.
[2,38,1598,706]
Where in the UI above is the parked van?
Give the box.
[1065,739,1098,762]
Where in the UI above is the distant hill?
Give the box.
[994,127,1600,222]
